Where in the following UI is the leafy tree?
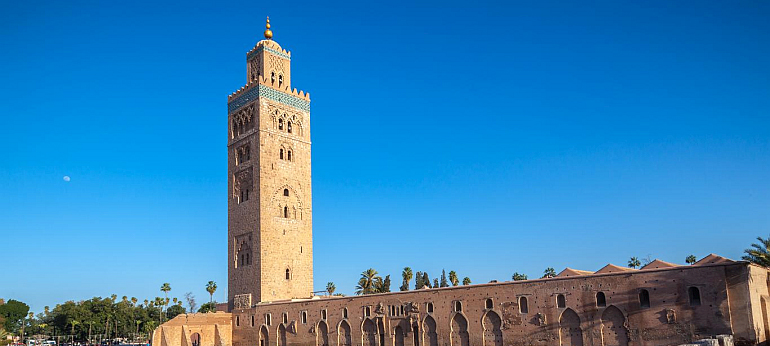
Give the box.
[628,257,641,269]
[440,269,449,287]
[356,268,382,295]
[160,283,171,320]
[542,267,556,278]
[184,292,197,313]
[462,277,471,285]
[512,272,528,281]
[326,282,336,296]
[433,278,439,288]
[166,305,186,320]
[449,271,459,286]
[375,275,391,293]
[743,236,770,267]
[400,267,413,291]
[422,273,431,288]
[0,299,29,333]
[206,281,218,304]
[414,271,423,289]
[198,302,216,313]
[685,255,697,265]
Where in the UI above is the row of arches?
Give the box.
[559,306,628,346]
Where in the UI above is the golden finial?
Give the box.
[264,16,273,40]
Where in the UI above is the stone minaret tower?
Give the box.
[227,17,313,310]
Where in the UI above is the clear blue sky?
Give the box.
[1,0,768,313]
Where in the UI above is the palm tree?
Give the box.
[462,277,471,285]
[400,267,413,291]
[512,272,528,281]
[449,271,459,286]
[743,236,770,267]
[541,267,556,278]
[206,281,218,304]
[355,268,381,295]
[685,255,697,265]
[326,282,336,296]
[160,283,171,311]
[628,257,641,269]
[154,297,165,324]
[144,299,149,307]
[131,297,138,306]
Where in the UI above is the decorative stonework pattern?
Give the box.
[228,85,310,113]
[234,294,252,309]
[247,46,291,61]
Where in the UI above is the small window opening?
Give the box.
[280,149,284,160]
[400,305,404,315]
[321,309,327,320]
[284,206,289,218]
[271,72,276,84]
[454,301,462,312]
[639,289,650,308]
[301,311,307,324]
[343,308,348,319]
[251,315,255,327]
[236,316,240,327]
[427,302,434,313]
[284,188,289,196]
[266,314,272,326]
[283,313,288,324]
[688,287,701,306]
[557,294,566,308]
[279,74,283,87]
[278,118,284,130]
[519,297,529,314]
[287,122,292,133]
[596,292,606,307]
[485,298,493,309]
[364,306,371,317]
[287,150,292,161]
[285,268,291,280]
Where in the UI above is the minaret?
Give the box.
[227,17,313,310]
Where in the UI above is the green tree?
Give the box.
[542,267,556,278]
[440,269,449,287]
[422,273,431,288]
[685,255,697,265]
[166,305,186,320]
[0,299,30,333]
[414,271,423,289]
[160,283,171,320]
[628,257,641,269]
[376,275,391,293]
[400,267,413,291]
[449,271,459,286]
[355,268,382,295]
[462,277,471,285]
[206,281,218,304]
[433,278,439,288]
[743,236,770,267]
[198,302,216,313]
[184,292,197,313]
[326,282,336,296]
[512,272,528,281]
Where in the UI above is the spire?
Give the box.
[264,16,273,40]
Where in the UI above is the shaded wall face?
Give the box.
[231,264,753,346]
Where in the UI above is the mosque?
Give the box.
[152,18,770,346]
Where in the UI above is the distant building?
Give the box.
[153,18,770,346]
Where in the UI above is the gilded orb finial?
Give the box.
[264,16,273,40]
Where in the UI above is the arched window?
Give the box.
[271,72,276,84]
[454,301,462,312]
[427,302,434,313]
[639,289,650,308]
[596,292,606,307]
[287,121,292,133]
[485,298,493,309]
[278,75,283,87]
[688,287,701,306]
[278,119,284,130]
[282,313,288,324]
[301,311,307,324]
[287,150,292,161]
[279,149,284,159]
[284,188,289,196]
[285,268,291,280]
[519,297,528,314]
[557,294,566,308]
[284,206,289,218]
[343,308,348,319]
